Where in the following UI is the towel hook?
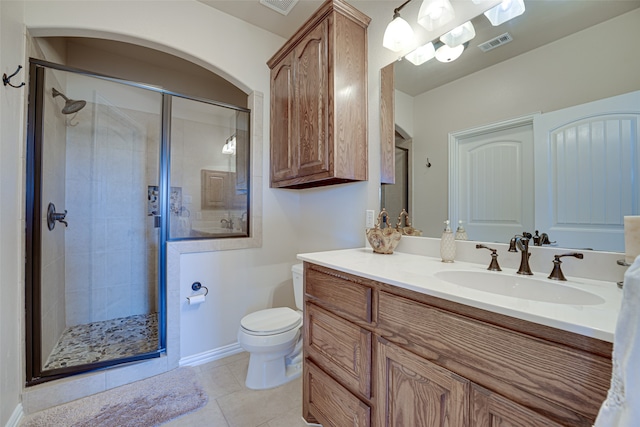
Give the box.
[426,158,432,168]
[3,65,25,89]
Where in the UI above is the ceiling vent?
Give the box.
[478,33,513,53]
[259,0,299,16]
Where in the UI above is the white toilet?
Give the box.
[238,263,304,390]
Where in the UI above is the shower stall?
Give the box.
[25,59,250,384]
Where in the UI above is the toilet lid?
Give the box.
[240,307,302,336]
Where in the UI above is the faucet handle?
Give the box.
[548,252,584,281]
[476,244,502,271]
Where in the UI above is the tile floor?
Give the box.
[164,352,308,427]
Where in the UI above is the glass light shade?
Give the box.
[222,135,236,154]
[383,14,415,52]
[405,42,436,66]
[440,21,475,47]
[435,43,465,62]
[417,0,455,31]
[484,0,526,26]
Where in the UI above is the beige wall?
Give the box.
[410,8,640,238]
[1,1,26,425]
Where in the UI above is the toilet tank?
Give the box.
[292,263,304,310]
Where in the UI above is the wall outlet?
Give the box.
[366,210,376,228]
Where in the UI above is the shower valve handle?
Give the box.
[47,203,68,230]
[53,212,68,227]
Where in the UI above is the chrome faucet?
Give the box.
[220,217,234,230]
[509,232,533,275]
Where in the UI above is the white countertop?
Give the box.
[297,248,622,343]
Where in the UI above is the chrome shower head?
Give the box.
[52,87,86,115]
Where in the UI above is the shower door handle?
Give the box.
[47,203,68,230]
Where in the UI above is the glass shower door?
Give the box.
[169,96,250,240]
[28,63,165,380]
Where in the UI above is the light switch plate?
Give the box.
[366,210,375,228]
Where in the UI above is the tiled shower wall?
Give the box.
[40,71,69,360]
[64,94,159,326]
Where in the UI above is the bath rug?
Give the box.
[22,367,208,427]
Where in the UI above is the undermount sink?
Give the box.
[434,270,605,305]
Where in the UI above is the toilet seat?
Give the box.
[240,307,302,336]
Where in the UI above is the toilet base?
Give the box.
[245,350,302,390]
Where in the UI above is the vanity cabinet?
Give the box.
[267,0,370,189]
[302,262,612,427]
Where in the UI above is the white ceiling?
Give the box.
[197,0,323,39]
[198,0,640,96]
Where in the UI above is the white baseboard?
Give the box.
[179,342,244,367]
[5,403,24,427]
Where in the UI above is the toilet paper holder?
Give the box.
[190,281,209,296]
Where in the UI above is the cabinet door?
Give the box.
[270,52,296,183]
[471,384,563,427]
[376,338,469,427]
[304,360,371,427]
[294,20,329,178]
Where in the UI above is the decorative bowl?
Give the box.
[366,209,402,254]
[396,209,422,236]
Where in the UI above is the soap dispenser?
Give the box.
[440,220,456,263]
[455,220,468,241]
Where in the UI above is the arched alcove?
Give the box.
[33,36,248,107]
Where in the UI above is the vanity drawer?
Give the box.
[304,360,371,427]
[305,264,373,324]
[377,291,611,425]
[305,302,372,398]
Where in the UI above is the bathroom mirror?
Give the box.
[381,0,640,251]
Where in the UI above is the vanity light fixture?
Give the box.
[434,41,466,63]
[222,134,236,155]
[417,0,455,31]
[383,0,416,52]
[440,21,475,47]
[484,0,525,26]
[404,42,436,65]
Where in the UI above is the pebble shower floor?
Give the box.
[43,313,158,370]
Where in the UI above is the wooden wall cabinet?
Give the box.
[267,0,370,189]
[380,63,395,184]
[302,262,612,427]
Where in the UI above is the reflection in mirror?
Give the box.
[381,0,640,251]
[381,129,412,228]
[170,97,250,239]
